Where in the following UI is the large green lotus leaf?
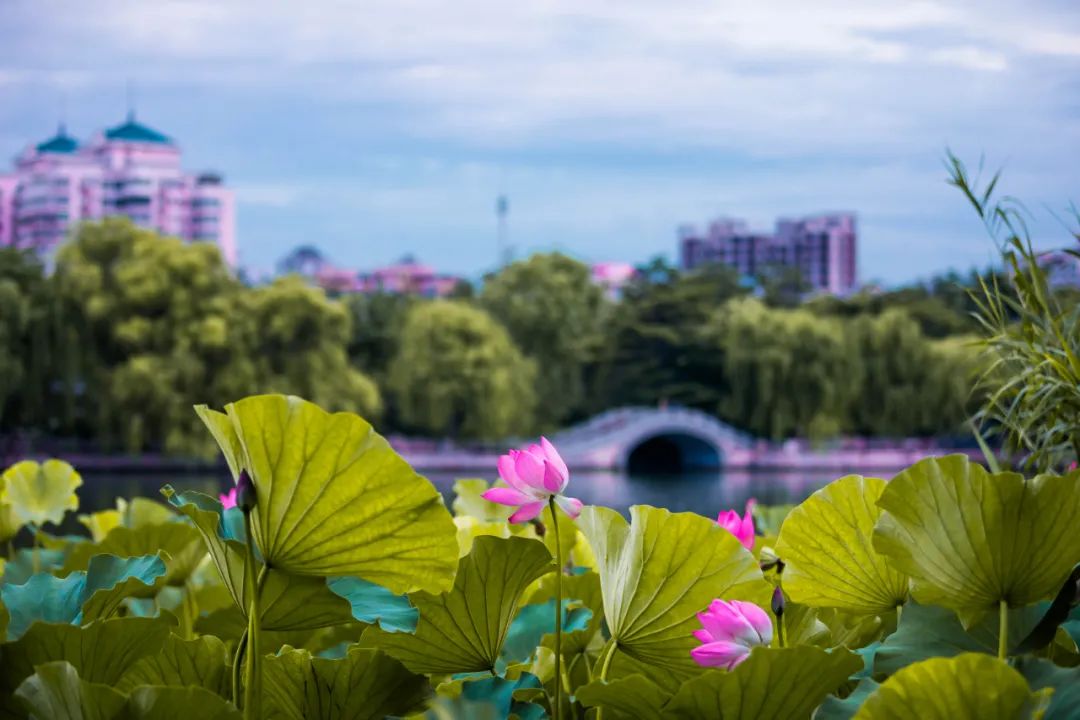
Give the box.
[817,679,881,720]
[1,460,82,527]
[854,653,1043,719]
[115,634,229,697]
[125,686,240,720]
[873,456,1080,612]
[364,535,553,674]
[60,522,204,585]
[0,616,171,719]
[262,646,428,720]
[775,476,909,614]
[663,646,861,719]
[196,395,458,592]
[326,576,418,633]
[1016,658,1080,720]
[2,553,167,639]
[13,661,127,720]
[577,505,770,670]
[576,675,670,719]
[874,602,1046,676]
[165,488,357,631]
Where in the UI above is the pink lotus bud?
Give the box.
[691,599,773,669]
[482,437,582,523]
[717,500,756,550]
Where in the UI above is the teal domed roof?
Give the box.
[105,113,173,144]
[36,125,79,154]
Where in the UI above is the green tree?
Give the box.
[388,300,536,440]
[0,249,47,434]
[704,298,855,440]
[846,309,974,437]
[481,253,606,428]
[51,219,379,454]
[243,276,381,417]
[593,259,746,412]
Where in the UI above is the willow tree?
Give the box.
[389,300,536,440]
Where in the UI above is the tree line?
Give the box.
[0,217,997,455]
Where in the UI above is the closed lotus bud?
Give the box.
[771,586,785,618]
[236,469,256,513]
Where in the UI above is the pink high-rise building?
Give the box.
[0,114,236,265]
[679,212,857,295]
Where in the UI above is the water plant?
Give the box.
[0,394,1078,719]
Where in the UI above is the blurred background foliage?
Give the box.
[2,210,1074,455]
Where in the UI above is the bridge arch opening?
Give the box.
[626,433,721,474]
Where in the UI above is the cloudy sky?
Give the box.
[1,0,1078,284]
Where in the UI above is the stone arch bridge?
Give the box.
[549,406,755,472]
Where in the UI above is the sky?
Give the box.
[1,0,1078,285]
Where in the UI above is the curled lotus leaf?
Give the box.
[195,394,458,593]
[873,456,1080,613]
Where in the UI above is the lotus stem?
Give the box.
[549,496,564,720]
[232,628,247,707]
[776,617,785,648]
[594,640,618,720]
[998,599,1008,660]
[242,512,265,720]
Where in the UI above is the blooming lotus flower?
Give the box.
[717,499,756,550]
[220,487,237,510]
[691,599,773,669]
[482,438,582,523]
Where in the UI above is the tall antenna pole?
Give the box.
[496,194,509,268]
[126,79,135,120]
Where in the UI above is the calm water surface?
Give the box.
[78,466,884,517]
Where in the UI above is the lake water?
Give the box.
[76,466,884,517]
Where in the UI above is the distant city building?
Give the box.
[679,213,857,295]
[277,247,464,297]
[0,114,236,264]
[1036,249,1080,289]
[591,261,638,300]
[357,255,463,297]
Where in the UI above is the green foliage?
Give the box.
[579,647,862,719]
[705,298,856,440]
[114,634,230,695]
[388,300,537,439]
[947,153,1080,471]
[776,475,908,614]
[853,653,1045,719]
[481,253,608,428]
[2,553,166,639]
[364,535,552,674]
[262,646,428,719]
[872,602,1046,676]
[873,455,1080,613]
[4,390,1080,718]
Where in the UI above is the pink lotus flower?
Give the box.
[717,499,756,550]
[691,599,773,669]
[220,487,238,510]
[482,437,583,523]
